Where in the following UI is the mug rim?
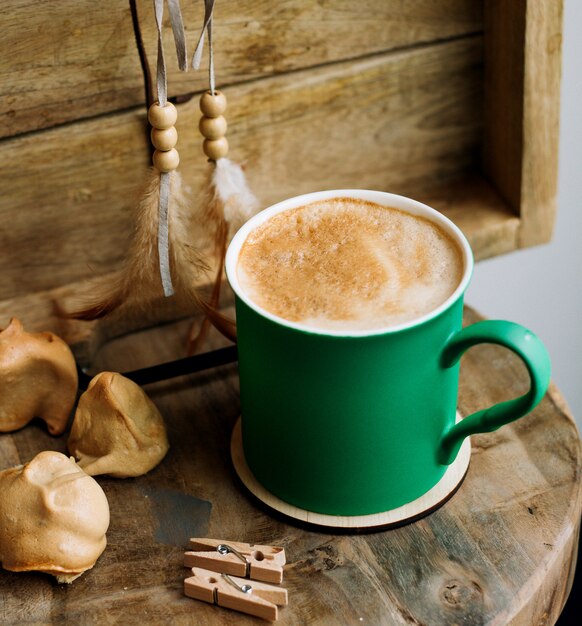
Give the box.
[225,189,474,337]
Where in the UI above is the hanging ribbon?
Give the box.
[154,0,187,104]
[193,0,216,93]
[153,0,188,296]
[167,0,188,71]
[186,0,259,353]
[66,0,215,323]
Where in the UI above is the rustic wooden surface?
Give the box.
[0,2,563,349]
[0,306,580,625]
[483,0,563,248]
[0,0,483,137]
[0,175,520,362]
[0,36,484,301]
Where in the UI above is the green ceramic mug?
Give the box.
[225,190,551,520]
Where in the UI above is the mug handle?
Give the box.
[438,320,551,465]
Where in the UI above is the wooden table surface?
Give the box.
[0,306,580,625]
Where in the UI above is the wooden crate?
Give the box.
[0,0,562,352]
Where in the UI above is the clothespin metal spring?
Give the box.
[221,572,252,595]
[217,543,251,577]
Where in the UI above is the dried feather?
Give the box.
[67,170,209,321]
[167,171,211,303]
[212,158,260,229]
[187,159,259,353]
[188,219,229,353]
[170,175,237,342]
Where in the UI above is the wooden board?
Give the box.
[0,0,483,137]
[0,306,579,624]
[0,2,563,347]
[420,174,521,260]
[483,0,563,247]
[0,37,484,301]
[0,175,520,362]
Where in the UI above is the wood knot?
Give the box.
[441,579,483,607]
[312,544,345,571]
[293,543,347,574]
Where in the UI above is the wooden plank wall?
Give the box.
[0,1,483,137]
[483,0,563,248]
[1,38,486,300]
[0,0,486,305]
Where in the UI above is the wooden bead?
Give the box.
[153,148,180,172]
[199,90,227,118]
[151,127,178,151]
[199,115,227,140]
[148,102,177,129]
[203,137,229,160]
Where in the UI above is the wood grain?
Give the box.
[0,271,219,367]
[0,0,483,138]
[419,174,521,261]
[518,0,563,247]
[0,175,519,362]
[0,306,579,624]
[483,0,563,247]
[0,37,484,301]
[482,0,526,213]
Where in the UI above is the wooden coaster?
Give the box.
[230,415,471,529]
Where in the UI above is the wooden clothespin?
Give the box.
[184,538,286,584]
[184,567,288,621]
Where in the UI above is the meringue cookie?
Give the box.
[0,451,110,583]
[68,371,169,478]
[0,317,78,435]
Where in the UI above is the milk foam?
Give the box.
[237,198,463,331]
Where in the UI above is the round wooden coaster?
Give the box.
[230,415,471,529]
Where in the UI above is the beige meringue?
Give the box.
[68,371,169,478]
[0,451,109,583]
[0,317,78,435]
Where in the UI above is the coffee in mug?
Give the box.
[236,197,464,331]
[225,190,551,526]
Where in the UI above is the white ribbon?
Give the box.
[167,0,188,71]
[153,0,188,297]
[158,172,173,297]
[153,0,188,105]
[192,0,216,94]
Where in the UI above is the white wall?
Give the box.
[466,0,582,429]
